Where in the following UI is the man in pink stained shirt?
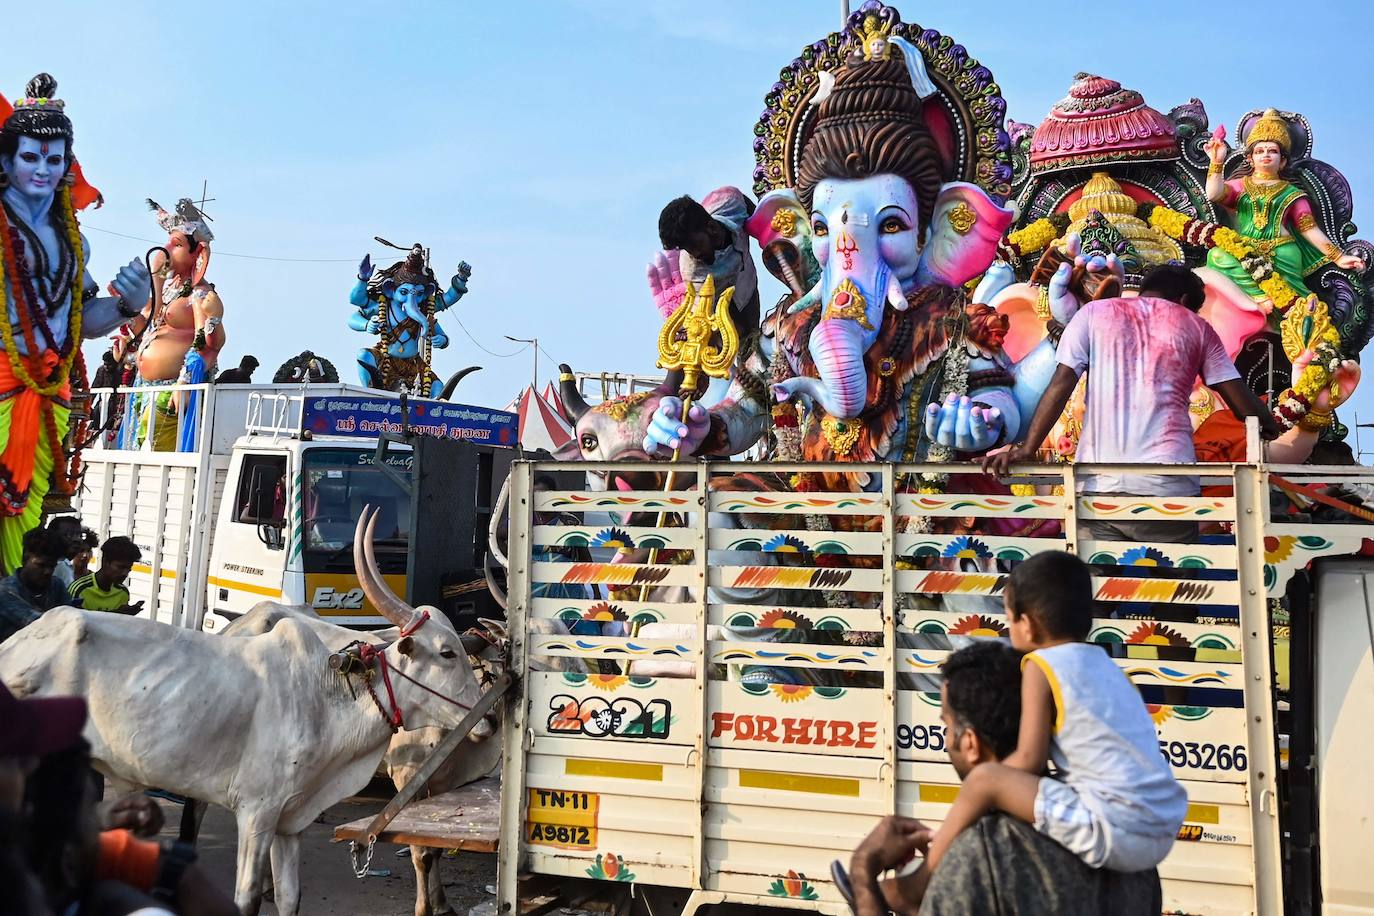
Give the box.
[983,264,1280,542]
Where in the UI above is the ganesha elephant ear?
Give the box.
[887,37,938,99]
[558,364,591,421]
[916,182,1015,289]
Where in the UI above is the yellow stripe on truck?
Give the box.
[132,563,178,580]
[207,576,283,599]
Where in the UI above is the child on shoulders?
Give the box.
[921,550,1186,884]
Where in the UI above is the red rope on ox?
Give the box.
[356,642,404,731]
[349,610,476,731]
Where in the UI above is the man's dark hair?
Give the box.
[1309,439,1356,466]
[658,195,713,250]
[99,536,141,565]
[940,640,1023,759]
[1139,263,1206,312]
[46,516,79,535]
[1007,551,1094,641]
[21,527,66,564]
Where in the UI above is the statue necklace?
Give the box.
[2,200,74,321]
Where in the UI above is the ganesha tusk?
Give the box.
[787,281,823,315]
[887,272,908,311]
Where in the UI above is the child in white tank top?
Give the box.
[916,550,1186,891]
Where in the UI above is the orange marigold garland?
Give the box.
[0,186,85,397]
[0,187,86,502]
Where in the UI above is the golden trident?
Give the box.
[638,275,740,604]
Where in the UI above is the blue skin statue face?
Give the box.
[2,136,67,204]
[390,282,432,323]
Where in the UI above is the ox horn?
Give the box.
[558,363,591,422]
[353,506,417,628]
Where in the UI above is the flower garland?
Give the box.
[1140,202,1353,432]
[1003,213,1071,260]
[1143,204,1301,312]
[0,187,85,397]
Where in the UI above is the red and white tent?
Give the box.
[512,385,573,453]
[541,381,568,424]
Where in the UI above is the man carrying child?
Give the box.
[851,552,1184,913]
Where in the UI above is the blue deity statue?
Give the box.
[347,244,470,397]
[0,74,151,569]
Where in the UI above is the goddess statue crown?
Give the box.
[858,12,896,60]
[1245,108,1292,155]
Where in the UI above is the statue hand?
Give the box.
[1048,234,1123,324]
[111,259,151,312]
[366,316,384,334]
[643,396,709,457]
[1315,359,1361,412]
[647,250,687,319]
[924,394,1004,452]
[358,254,374,281]
[1203,136,1228,166]
[1336,253,1367,273]
[455,261,472,281]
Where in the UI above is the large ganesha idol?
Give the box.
[639,4,1113,491]
[988,73,1372,456]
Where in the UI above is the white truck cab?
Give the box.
[76,381,517,632]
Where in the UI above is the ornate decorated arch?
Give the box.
[752,0,1012,203]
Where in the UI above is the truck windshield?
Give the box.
[302,448,412,557]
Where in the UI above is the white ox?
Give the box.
[216,602,502,916]
[0,509,485,916]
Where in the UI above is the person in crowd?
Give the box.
[69,537,143,616]
[46,516,84,589]
[0,528,72,643]
[3,681,235,916]
[984,263,1279,541]
[849,640,1163,915]
[654,188,761,332]
[73,528,98,580]
[891,553,1185,907]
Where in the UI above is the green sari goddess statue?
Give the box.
[1203,109,1366,313]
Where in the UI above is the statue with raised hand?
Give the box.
[347,244,469,397]
[0,74,150,568]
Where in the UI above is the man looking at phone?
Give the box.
[68,536,143,615]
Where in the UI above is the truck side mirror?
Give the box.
[257,523,284,551]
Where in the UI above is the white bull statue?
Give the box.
[0,508,487,916]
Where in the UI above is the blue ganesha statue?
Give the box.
[347,244,470,397]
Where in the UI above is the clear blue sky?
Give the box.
[12,2,1374,438]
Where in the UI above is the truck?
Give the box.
[493,456,1374,916]
[74,381,517,633]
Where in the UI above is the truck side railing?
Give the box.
[499,459,1374,916]
[83,382,216,455]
